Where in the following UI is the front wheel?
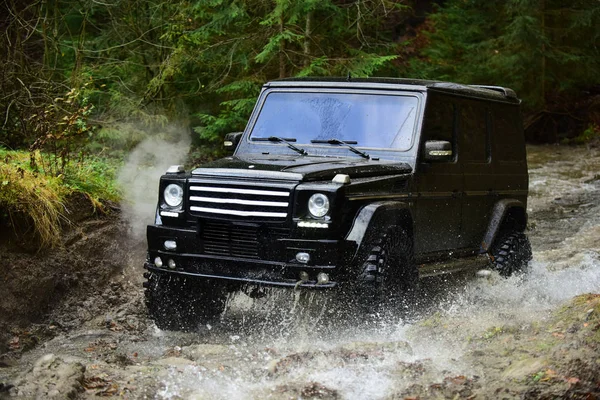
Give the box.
[354,227,419,315]
[144,272,227,331]
[490,231,532,277]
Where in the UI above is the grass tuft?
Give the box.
[0,149,121,248]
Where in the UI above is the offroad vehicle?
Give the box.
[144,78,531,330]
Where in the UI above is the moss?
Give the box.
[418,311,445,328]
[482,326,504,340]
[552,295,600,345]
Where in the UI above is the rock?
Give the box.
[267,341,414,376]
[180,344,233,361]
[0,382,14,393]
[10,354,85,399]
[0,353,19,368]
[271,382,340,399]
[501,358,548,381]
[338,340,414,356]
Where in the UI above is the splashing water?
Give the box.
[4,140,599,399]
[148,146,600,399]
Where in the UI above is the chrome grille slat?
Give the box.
[188,180,294,258]
[190,186,290,197]
[188,182,292,220]
[190,207,287,218]
[189,196,288,207]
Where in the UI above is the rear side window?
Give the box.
[494,107,525,161]
[422,95,457,160]
[423,96,455,142]
[459,101,489,163]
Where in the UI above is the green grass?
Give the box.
[0,149,121,248]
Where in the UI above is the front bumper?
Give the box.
[146,225,357,289]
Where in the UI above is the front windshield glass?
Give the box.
[249,91,419,151]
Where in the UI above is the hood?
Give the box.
[191,155,412,181]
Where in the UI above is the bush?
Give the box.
[0,149,121,248]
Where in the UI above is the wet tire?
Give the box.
[144,271,226,331]
[490,231,532,277]
[355,226,419,315]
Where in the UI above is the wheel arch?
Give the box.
[481,199,528,252]
[346,201,414,261]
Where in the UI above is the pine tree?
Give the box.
[409,0,600,110]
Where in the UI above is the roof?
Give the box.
[265,77,520,103]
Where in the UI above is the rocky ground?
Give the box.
[1,145,599,399]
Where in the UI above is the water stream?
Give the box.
[141,145,600,399]
[4,145,600,399]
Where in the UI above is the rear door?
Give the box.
[414,94,463,257]
[458,99,494,251]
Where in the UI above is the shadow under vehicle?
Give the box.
[144,78,531,330]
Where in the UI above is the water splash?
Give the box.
[148,146,600,399]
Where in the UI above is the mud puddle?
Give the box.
[1,145,600,399]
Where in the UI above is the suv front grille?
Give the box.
[202,222,260,259]
[200,222,290,259]
[188,184,291,220]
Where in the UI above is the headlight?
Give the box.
[164,184,183,207]
[308,193,330,218]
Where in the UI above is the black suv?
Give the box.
[144,78,531,330]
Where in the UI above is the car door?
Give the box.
[458,100,494,251]
[414,95,463,258]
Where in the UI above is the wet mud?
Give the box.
[1,145,599,399]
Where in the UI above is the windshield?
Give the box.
[249,91,419,151]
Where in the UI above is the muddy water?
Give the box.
[3,145,600,399]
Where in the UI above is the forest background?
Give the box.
[1,0,600,246]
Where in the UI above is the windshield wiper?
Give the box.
[252,136,308,156]
[311,138,370,160]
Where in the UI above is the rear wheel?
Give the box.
[354,227,418,315]
[144,272,227,331]
[490,231,532,277]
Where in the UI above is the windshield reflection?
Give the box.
[250,92,418,151]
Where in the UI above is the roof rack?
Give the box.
[470,85,517,99]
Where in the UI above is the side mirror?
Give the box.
[423,140,453,162]
[224,132,243,152]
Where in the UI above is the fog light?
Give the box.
[317,272,329,285]
[154,257,163,268]
[164,240,177,250]
[296,252,310,264]
[168,259,176,269]
[299,271,309,282]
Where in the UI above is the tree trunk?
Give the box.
[304,11,313,68]
[540,0,546,106]
[279,14,285,78]
[72,11,87,87]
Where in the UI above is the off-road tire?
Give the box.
[144,271,227,331]
[490,231,532,277]
[355,226,418,314]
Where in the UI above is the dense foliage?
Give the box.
[410,0,600,142]
[1,0,599,247]
[1,0,599,153]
